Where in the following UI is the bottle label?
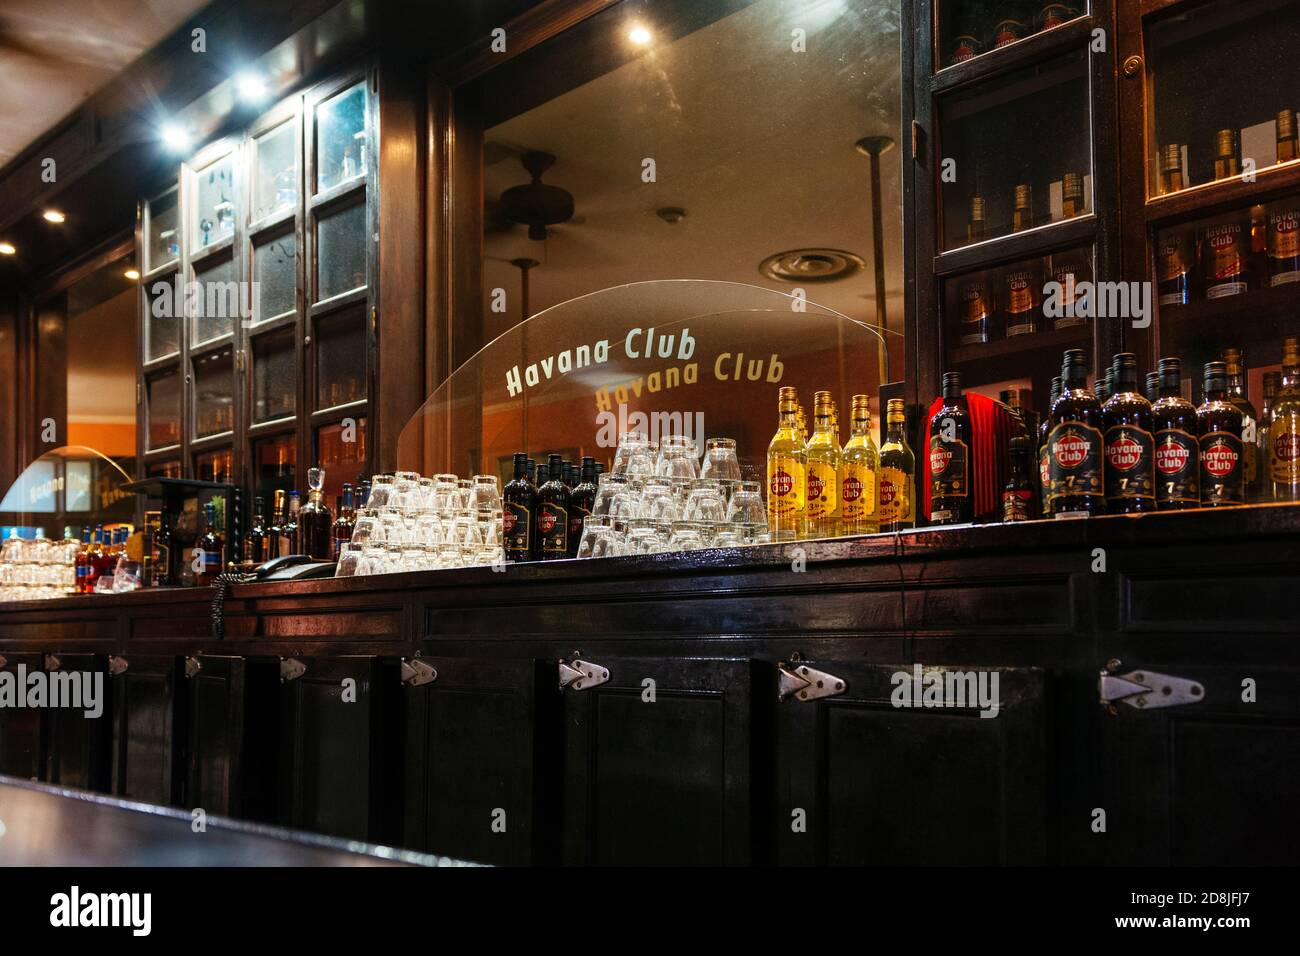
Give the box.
[537,503,568,555]
[504,502,531,553]
[806,461,838,519]
[928,435,969,499]
[1004,270,1037,335]
[767,457,806,518]
[1154,428,1200,503]
[840,463,876,520]
[1199,431,1244,504]
[1269,421,1300,485]
[960,282,990,343]
[1204,223,1247,297]
[1104,425,1155,502]
[951,38,977,62]
[567,506,591,548]
[202,548,221,572]
[878,467,913,524]
[1039,443,1051,497]
[1002,488,1032,522]
[1051,265,1089,328]
[1240,415,1258,483]
[1047,422,1104,504]
[1267,210,1299,279]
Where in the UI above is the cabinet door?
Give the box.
[774,660,1048,865]
[184,655,280,822]
[404,657,556,865]
[43,653,113,792]
[1098,658,1300,865]
[0,653,44,780]
[278,656,403,844]
[561,656,759,866]
[110,655,182,806]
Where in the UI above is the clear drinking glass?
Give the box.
[367,474,395,508]
[656,435,699,479]
[639,478,679,522]
[471,475,502,511]
[668,521,709,551]
[335,542,363,576]
[593,474,629,516]
[700,438,742,481]
[683,479,727,523]
[350,508,383,546]
[726,480,767,524]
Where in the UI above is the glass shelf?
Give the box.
[315,82,367,194]
[192,154,236,250]
[252,327,298,422]
[1145,0,1300,200]
[315,309,367,409]
[252,119,299,223]
[315,199,367,300]
[939,51,1092,251]
[193,347,235,438]
[146,371,182,450]
[937,0,1087,70]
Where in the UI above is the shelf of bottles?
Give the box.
[136,66,374,536]
[937,1,1088,71]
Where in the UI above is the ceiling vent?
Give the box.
[758,248,864,283]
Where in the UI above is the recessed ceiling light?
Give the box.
[629,25,652,46]
[0,242,15,255]
[124,268,141,281]
[43,210,66,224]
[235,72,267,102]
[161,124,191,151]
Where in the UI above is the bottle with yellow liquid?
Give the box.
[1268,335,1300,501]
[804,390,842,539]
[878,398,916,532]
[767,386,807,541]
[840,395,880,534]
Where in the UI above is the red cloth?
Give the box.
[921,391,1018,523]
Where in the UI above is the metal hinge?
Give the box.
[136,381,142,405]
[401,658,437,687]
[184,657,202,679]
[279,657,307,682]
[911,120,924,160]
[1099,660,1204,713]
[778,662,847,702]
[235,349,246,374]
[108,655,129,676]
[559,659,609,691]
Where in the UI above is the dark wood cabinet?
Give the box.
[403,655,557,865]
[277,655,403,844]
[559,655,759,866]
[773,660,1048,865]
[109,654,182,805]
[42,653,112,792]
[0,652,43,780]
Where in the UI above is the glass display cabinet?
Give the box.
[136,65,378,522]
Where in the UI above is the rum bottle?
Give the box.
[536,454,570,560]
[1259,370,1281,486]
[1201,217,1250,299]
[330,484,355,559]
[1038,376,1062,515]
[296,468,333,559]
[878,398,916,532]
[196,502,224,585]
[840,395,880,535]
[928,372,973,525]
[1152,358,1200,510]
[567,457,598,558]
[1102,353,1156,513]
[1267,337,1300,502]
[283,491,301,556]
[1279,108,1298,163]
[1002,436,1037,522]
[1046,349,1105,516]
[246,497,267,567]
[74,526,92,593]
[1213,128,1240,180]
[804,390,842,539]
[1197,361,1246,507]
[1222,348,1260,494]
[767,386,807,541]
[268,489,287,559]
[1267,200,1300,287]
[503,453,535,562]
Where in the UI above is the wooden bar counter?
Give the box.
[2,505,1297,866]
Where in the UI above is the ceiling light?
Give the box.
[0,242,15,256]
[161,124,192,151]
[629,25,652,46]
[43,210,66,224]
[124,268,141,281]
[235,72,267,102]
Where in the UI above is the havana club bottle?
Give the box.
[1201,217,1250,300]
[1144,372,1160,405]
[1197,361,1245,507]
[1267,200,1300,287]
[840,395,879,535]
[284,491,301,555]
[928,372,973,525]
[1152,358,1200,510]
[1061,171,1084,218]
[567,457,597,558]
[1213,128,1240,180]
[503,453,535,562]
[1049,249,1091,329]
[1102,353,1156,513]
[959,274,994,345]
[1046,349,1105,517]
[1159,142,1184,195]
[767,386,807,541]
[1002,436,1037,522]
[1267,337,1300,502]
[878,398,915,532]
[804,391,842,538]
[330,484,355,559]
[1158,228,1193,307]
[1222,348,1260,494]
[967,196,988,244]
[1279,108,1298,163]
[1259,370,1282,487]
[268,489,287,559]
[536,454,570,559]
[1038,376,1062,515]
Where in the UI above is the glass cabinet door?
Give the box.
[936,0,1088,70]
[315,309,367,410]
[144,274,181,361]
[146,370,182,450]
[192,255,239,346]
[317,417,366,500]
[193,346,235,438]
[192,153,237,250]
[252,119,299,223]
[252,327,297,422]
[315,199,367,300]
[314,82,367,194]
[253,233,297,323]
[145,190,180,273]
[251,433,296,502]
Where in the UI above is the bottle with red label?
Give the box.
[1267,200,1300,287]
[1102,353,1156,513]
[1047,349,1105,516]
[1038,376,1061,516]
[1200,217,1250,300]
[928,372,972,525]
[1197,361,1245,507]
[503,452,535,562]
[567,457,597,558]
[536,454,570,559]
[1151,357,1200,510]
[1002,436,1038,522]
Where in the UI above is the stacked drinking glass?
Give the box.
[336,471,504,576]
[0,532,79,600]
[576,431,770,558]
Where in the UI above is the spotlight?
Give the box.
[0,242,15,255]
[629,25,652,46]
[235,73,267,102]
[124,268,141,281]
[161,124,191,151]
[42,210,66,224]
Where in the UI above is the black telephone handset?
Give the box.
[254,554,313,578]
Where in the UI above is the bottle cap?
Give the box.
[1063,172,1083,199]
[1014,184,1032,208]
[1203,360,1227,391]
[1009,435,1028,452]
[969,196,986,221]
[1160,143,1182,172]
[1278,109,1296,140]
[942,371,962,396]
[886,397,906,423]
[1221,347,1243,375]
[1215,128,1237,158]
